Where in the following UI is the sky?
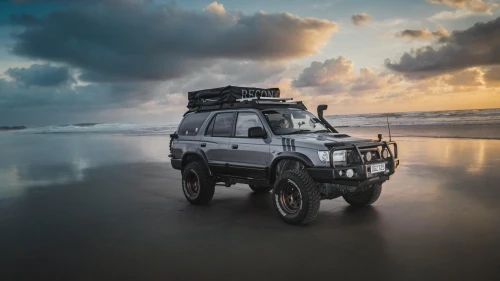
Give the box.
[0,0,499,126]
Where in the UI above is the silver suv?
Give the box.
[170,86,399,225]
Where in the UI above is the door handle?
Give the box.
[231,144,238,149]
[201,143,207,147]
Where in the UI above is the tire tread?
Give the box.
[274,169,321,225]
[183,161,215,205]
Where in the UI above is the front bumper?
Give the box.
[307,141,400,186]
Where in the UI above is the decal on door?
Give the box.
[281,138,296,152]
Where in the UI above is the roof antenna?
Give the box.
[386,117,392,142]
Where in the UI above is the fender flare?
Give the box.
[181,149,213,176]
[269,152,314,184]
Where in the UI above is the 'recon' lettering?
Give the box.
[241,88,276,98]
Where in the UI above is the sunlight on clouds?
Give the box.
[204,1,226,15]
[428,0,498,21]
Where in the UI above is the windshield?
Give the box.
[262,109,329,135]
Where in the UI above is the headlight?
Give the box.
[317,151,330,163]
[318,150,346,163]
[332,150,346,162]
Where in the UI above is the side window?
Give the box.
[235,112,263,137]
[178,112,210,136]
[205,115,216,136]
[206,112,235,137]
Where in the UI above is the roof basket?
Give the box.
[187,85,281,109]
[184,86,306,115]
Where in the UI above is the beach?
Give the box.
[1,123,500,280]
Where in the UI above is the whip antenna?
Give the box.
[387,117,392,142]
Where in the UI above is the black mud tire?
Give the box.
[343,184,382,207]
[249,185,272,193]
[182,161,215,205]
[272,169,321,225]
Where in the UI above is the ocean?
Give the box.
[5,108,500,139]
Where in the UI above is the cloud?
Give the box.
[204,1,226,15]
[0,76,152,110]
[386,17,500,76]
[9,13,42,26]
[5,64,75,87]
[0,75,166,125]
[292,56,402,95]
[292,57,354,88]
[351,13,372,26]
[396,27,449,39]
[427,0,499,13]
[429,9,476,21]
[0,59,290,125]
[444,68,485,86]
[9,1,337,83]
[484,66,500,86]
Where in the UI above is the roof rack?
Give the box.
[184,98,307,116]
[236,97,293,102]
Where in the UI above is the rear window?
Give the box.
[178,112,210,136]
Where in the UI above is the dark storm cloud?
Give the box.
[9,14,42,26]
[484,66,500,85]
[0,77,144,126]
[351,13,372,26]
[386,17,500,75]
[0,75,154,110]
[396,27,449,39]
[9,1,337,83]
[5,64,74,87]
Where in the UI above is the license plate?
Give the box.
[371,163,385,174]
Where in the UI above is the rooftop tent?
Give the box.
[187,86,280,109]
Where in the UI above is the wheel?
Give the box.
[249,185,272,193]
[182,161,215,205]
[342,184,382,207]
[272,169,321,225]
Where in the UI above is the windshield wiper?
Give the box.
[314,130,330,133]
[280,129,312,135]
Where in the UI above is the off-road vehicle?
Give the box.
[169,86,399,225]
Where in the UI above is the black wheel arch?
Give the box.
[181,149,212,176]
[269,152,314,184]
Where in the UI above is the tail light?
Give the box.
[169,133,178,156]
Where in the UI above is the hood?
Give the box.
[279,133,371,150]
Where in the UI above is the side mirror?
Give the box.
[317,104,328,118]
[248,127,266,138]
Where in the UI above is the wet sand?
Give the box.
[1,135,500,280]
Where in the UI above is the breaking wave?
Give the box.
[8,108,500,136]
[17,123,179,135]
[326,108,500,127]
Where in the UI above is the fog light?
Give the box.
[338,170,343,176]
[382,149,389,159]
[365,152,372,162]
[346,169,354,178]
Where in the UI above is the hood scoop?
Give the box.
[317,134,350,141]
[332,134,350,138]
